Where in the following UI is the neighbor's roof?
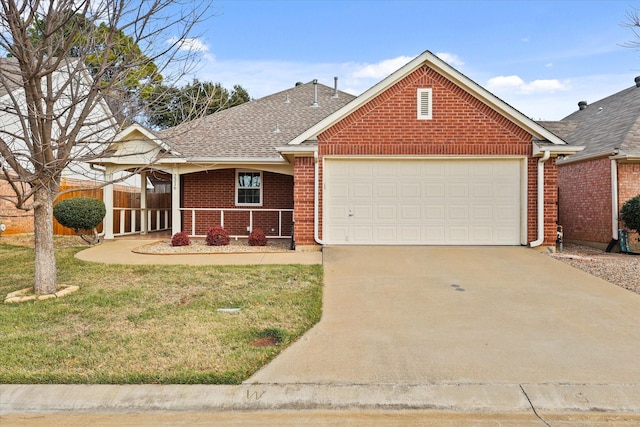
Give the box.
[159,81,356,160]
[549,81,640,163]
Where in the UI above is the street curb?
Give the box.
[2,383,639,415]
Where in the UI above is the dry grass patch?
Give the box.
[0,242,322,384]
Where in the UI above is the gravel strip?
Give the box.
[133,239,293,254]
[549,243,640,296]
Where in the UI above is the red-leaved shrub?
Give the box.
[206,225,230,246]
[171,231,191,247]
[248,227,268,246]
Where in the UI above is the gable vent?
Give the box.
[417,88,432,120]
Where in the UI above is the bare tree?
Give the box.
[0,0,209,295]
[622,7,640,50]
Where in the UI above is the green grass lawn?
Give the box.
[0,242,322,384]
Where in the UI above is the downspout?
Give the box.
[313,151,325,245]
[529,150,550,247]
[611,159,619,241]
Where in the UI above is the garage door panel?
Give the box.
[424,182,445,198]
[448,184,468,198]
[376,205,397,220]
[375,226,397,242]
[324,159,522,245]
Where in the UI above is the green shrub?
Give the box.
[53,197,105,244]
[620,194,640,234]
[206,226,229,246]
[171,231,191,247]
[248,227,267,246]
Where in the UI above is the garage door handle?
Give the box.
[348,209,354,217]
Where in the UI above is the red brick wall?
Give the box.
[293,157,316,246]
[182,169,293,236]
[558,158,612,244]
[618,162,640,245]
[291,65,556,246]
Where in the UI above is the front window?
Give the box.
[236,171,262,205]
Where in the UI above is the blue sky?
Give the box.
[180,0,638,120]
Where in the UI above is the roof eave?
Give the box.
[532,142,584,157]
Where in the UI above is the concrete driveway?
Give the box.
[249,246,640,386]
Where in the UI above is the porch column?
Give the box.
[140,171,148,235]
[103,168,114,240]
[171,166,181,235]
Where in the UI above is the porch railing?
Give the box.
[179,207,294,238]
[113,207,171,236]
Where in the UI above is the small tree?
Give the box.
[621,194,640,234]
[53,197,105,244]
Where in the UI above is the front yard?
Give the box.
[0,238,322,384]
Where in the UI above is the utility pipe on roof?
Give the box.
[530,150,550,247]
[611,159,619,240]
[314,151,325,245]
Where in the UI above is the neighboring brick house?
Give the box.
[541,77,640,250]
[95,51,583,249]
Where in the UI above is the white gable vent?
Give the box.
[417,88,432,120]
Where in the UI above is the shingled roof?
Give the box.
[543,78,640,163]
[159,81,356,161]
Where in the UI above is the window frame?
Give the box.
[235,170,263,206]
[417,88,433,120]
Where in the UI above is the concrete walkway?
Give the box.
[74,239,322,265]
[2,246,639,424]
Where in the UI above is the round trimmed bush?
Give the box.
[206,225,230,246]
[53,197,106,244]
[620,194,640,234]
[171,231,191,247]
[53,197,105,232]
[248,227,267,246]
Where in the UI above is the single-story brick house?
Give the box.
[541,77,640,250]
[94,51,583,249]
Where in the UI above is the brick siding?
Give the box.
[182,169,293,236]
[558,158,612,243]
[618,162,640,246]
[293,65,557,246]
[293,157,316,246]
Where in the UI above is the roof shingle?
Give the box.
[159,81,355,160]
[549,82,640,161]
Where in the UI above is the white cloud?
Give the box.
[435,52,464,67]
[169,37,210,53]
[487,75,571,94]
[351,56,414,79]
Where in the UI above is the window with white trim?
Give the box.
[236,171,262,206]
[417,88,432,120]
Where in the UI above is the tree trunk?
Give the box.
[33,187,57,295]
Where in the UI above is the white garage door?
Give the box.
[324,158,523,245]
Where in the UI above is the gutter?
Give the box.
[313,151,325,245]
[611,159,619,240]
[529,150,551,247]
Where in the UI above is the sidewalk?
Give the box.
[74,239,322,265]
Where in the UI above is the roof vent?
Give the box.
[332,77,339,98]
[311,79,318,108]
[284,93,290,104]
[578,101,588,110]
[295,82,303,87]
[635,76,640,88]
